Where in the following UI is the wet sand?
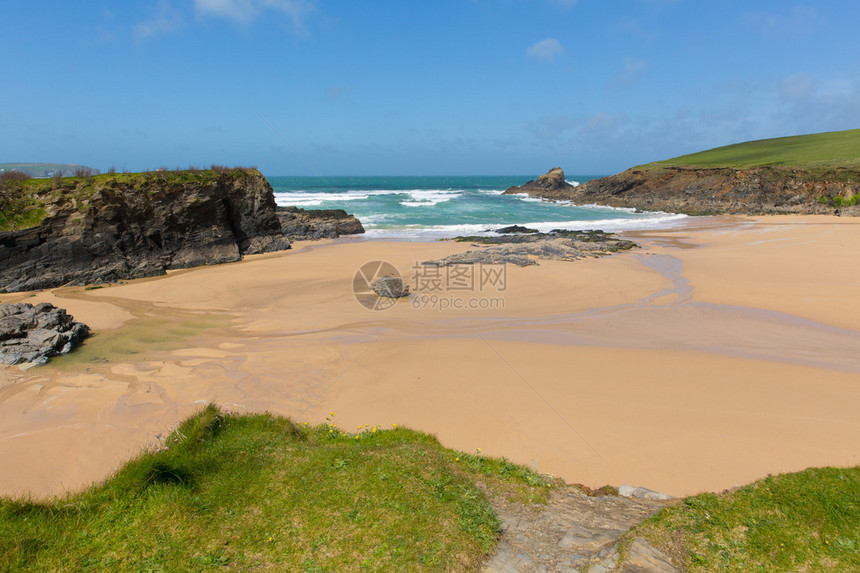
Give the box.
[1,215,858,498]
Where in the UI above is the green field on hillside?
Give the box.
[642,128,860,170]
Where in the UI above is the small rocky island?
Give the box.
[0,168,364,293]
[502,166,577,197]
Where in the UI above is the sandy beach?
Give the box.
[1,215,858,499]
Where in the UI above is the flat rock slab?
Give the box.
[483,485,676,572]
[425,231,638,267]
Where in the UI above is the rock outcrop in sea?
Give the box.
[505,166,860,215]
[277,207,365,240]
[0,302,89,366]
[503,167,576,197]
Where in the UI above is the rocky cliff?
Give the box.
[505,166,860,215]
[0,168,291,292]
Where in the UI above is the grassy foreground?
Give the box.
[642,128,860,170]
[0,406,549,572]
[635,466,860,572]
[2,406,857,571]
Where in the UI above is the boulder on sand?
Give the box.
[0,302,90,366]
[370,276,409,298]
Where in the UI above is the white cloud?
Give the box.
[614,57,648,85]
[526,38,563,62]
[780,73,816,102]
[744,6,821,37]
[134,1,183,40]
[194,0,315,30]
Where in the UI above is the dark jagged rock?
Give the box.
[0,302,89,366]
[453,229,633,246]
[494,225,539,234]
[0,168,291,292]
[502,167,577,196]
[276,206,365,240]
[505,166,860,215]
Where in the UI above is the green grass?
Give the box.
[640,128,860,170]
[635,466,860,572]
[0,406,550,572]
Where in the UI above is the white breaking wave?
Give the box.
[275,190,381,207]
[361,212,688,240]
[275,188,463,208]
[399,189,462,207]
[513,193,546,204]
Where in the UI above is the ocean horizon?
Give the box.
[269,175,688,240]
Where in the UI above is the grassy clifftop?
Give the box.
[0,167,257,233]
[640,128,860,171]
[1,405,857,571]
[0,406,549,571]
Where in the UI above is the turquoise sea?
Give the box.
[268,175,687,240]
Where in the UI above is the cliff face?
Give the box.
[509,167,860,215]
[0,168,291,292]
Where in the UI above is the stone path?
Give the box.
[483,485,679,572]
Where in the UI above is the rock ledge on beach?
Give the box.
[0,302,89,366]
[425,230,637,267]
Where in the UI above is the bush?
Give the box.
[73,167,96,177]
[0,171,31,185]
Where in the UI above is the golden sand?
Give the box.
[1,216,858,498]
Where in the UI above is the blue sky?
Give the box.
[2,1,859,176]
